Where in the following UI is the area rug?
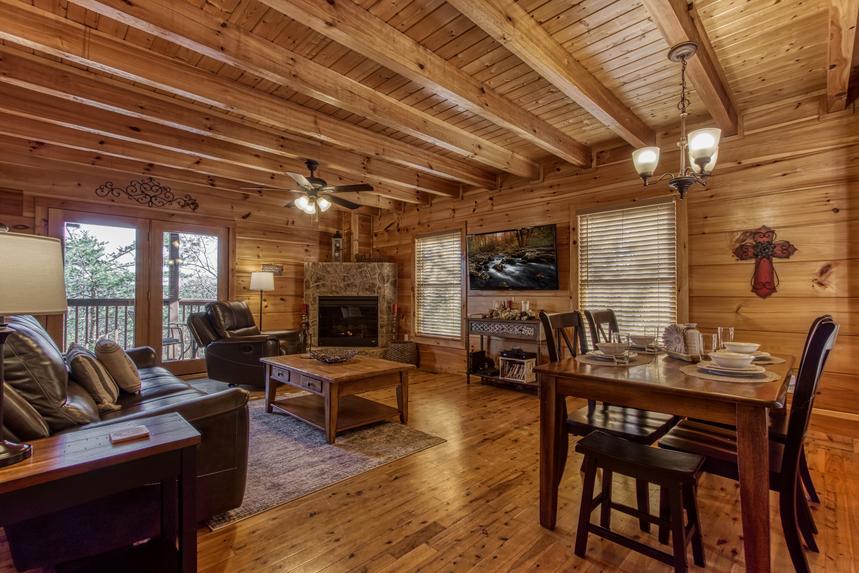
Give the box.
[206,397,445,530]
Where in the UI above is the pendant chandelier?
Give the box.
[631,41,721,199]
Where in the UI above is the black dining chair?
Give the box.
[659,316,838,573]
[539,310,680,532]
[584,309,620,345]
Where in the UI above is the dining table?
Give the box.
[535,352,794,573]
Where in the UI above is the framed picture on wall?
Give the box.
[466,224,559,290]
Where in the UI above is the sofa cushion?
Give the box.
[67,343,121,413]
[1,384,50,441]
[117,367,203,406]
[4,316,94,432]
[95,338,141,394]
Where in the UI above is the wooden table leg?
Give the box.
[265,365,276,413]
[539,374,567,529]
[178,447,197,573]
[736,404,771,573]
[325,383,339,444]
[397,371,409,424]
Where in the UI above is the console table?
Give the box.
[466,317,544,388]
[0,413,200,572]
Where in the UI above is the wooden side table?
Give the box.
[0,412,201,572]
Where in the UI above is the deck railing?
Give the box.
[65,298,213,355]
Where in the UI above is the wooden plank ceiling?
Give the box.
[0,0,838,212]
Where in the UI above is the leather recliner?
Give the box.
[186,300,305,388]
[0,315,250,570]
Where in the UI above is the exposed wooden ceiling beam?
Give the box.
[0,86,422,206]
[258,0,590,167]
[0,112,404,210]
[446,0,655,149]
[641,0,739,135]
[0,61,427,205]
[0,0,495,189]
[827,0,859,112]
[0,48,457,199]
[66,0,538,178]
[0,157,381,221]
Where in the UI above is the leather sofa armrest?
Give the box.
[125,346,158,369]
[263,329,305,354]
[85,387,249,428]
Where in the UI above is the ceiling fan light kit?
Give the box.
[631,41,721,199]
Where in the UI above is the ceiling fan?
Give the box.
[242,160,373,216]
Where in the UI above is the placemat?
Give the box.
[680,364,780,384]
[576,353,654,367]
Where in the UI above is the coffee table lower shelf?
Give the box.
[270,394,400,434]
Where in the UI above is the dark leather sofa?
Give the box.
[0,315,249,570]
[187,300,304,388]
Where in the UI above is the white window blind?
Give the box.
[415,232,462,338]
[578,201,677,337]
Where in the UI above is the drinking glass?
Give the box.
[611,332,630,365]
[717,326,735,350]
[704,333,719,355]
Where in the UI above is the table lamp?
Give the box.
[0,229,68,467]
[249,271,275,331]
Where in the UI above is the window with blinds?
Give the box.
[415,231,463,339]
[578,201,677,338]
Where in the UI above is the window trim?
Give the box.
[572,196,688,325]
[412,227,465,342]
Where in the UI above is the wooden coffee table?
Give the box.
[262,354,414,443]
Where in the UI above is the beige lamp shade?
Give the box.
[249,271,275,292]
[0,232,68,316]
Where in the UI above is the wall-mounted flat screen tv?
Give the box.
[467,224,559,290]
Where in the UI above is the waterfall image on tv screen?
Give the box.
[467,224,559,290]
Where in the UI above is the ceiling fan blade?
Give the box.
[284,199,296,208]
[329,195,362,210]
[286,172,314,190]
[240,186,301,191]
[326,183,374,193]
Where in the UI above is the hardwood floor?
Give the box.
[2,371,858,572]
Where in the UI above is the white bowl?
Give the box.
[596,342,628,356]
[723,341,760,354]
[709,351,756,369]
[629,335,655,348]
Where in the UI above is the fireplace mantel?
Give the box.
[304,262,397,348]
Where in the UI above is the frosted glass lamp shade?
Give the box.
[0,233,67,316]
[317,196,332,212]
[295,195,311,213]
[249,271,275,292]
[688,128,721,166]
[691,149,718,174]
[632,147,660,177]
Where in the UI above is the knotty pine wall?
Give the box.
[373,97,859,416]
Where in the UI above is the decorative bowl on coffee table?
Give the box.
[309,349,358,364]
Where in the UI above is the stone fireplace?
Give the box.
[304,262,397,348]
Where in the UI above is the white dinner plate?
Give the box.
[697,360,765,374]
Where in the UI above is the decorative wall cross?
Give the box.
[732,226,797,299]
[95,177,199,211]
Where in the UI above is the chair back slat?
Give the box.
[539,311,588,362]
[780,316,838,494]
[584,309,620,344]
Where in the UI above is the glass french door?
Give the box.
[49,210,149,352]
[48,208,230,375]
[149,222,229,375]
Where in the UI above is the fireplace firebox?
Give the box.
[317,295,379,347]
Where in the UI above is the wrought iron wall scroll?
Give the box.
[95,177,199,211]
